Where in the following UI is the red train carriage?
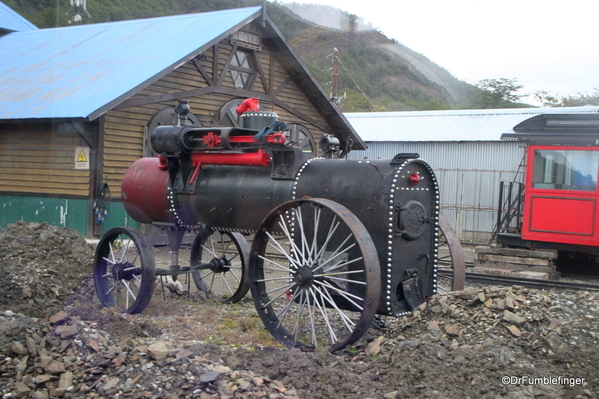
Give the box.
[497,113,599,262]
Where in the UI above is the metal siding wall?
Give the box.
[0,194,88,236]
[100,200,140,234]
[349,141,526,242]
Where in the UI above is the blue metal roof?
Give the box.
[0,6,261,120]
[0,1,37,32]
[345,107,599,141]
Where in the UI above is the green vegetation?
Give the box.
[534,89,599,108]
[4,0,540,111]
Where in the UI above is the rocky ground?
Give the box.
[0,221,598,399]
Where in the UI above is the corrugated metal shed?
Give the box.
[0,1,37,32]
[348,140,526,242]
[345,107,599,142]
[0,7,261,120]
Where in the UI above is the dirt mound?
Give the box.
[0,221,93,318]
[0,221,598,398]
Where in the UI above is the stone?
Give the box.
[15,355,28,373]
[503,310,525,325]
[45,360,66,374]
[200,370,221,383]
[365,336,385,357]
[35,374,54,384]
[55,324,78,339]
[56,371,74,396]
[147,341,172,360]
[49,311,69,325]
[14,381,31,396]
[506,325,522,337]
[10,340,29,356]
[445,324,460,336]
[25,336,38,357]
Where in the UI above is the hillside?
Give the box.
[3,0,487,111]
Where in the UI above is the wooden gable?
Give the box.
[102,22,332,194]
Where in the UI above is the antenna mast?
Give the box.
[327,48,345,109]
[67,0,92,24]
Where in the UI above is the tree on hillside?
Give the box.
[534,89,599,107]
[472,78,524,108]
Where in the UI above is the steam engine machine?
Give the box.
[94,99,456,351]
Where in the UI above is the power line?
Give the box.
[337,57,378,111]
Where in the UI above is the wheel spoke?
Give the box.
[250,198,380,351]
[93,228,156,314]
[191,231,250,303]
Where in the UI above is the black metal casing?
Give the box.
[169,155,439,316]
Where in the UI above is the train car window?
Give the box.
[532,149,599,191]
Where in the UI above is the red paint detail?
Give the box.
[286,290,291,300]
[528,196,595,235]
[158,155,168,170]
[408,173,420,186]
[228,133,286,145]
[191,149,271,167]
[121,157,171,224]
[188,163,202,185]
[202,132,221,148]
[235,97,261,115]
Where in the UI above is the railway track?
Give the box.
[438,269,599,292]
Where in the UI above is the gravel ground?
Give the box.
[0,221,598,399]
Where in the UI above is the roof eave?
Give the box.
[259,14,366,151]
[87,7,264,121]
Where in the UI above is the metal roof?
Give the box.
[345,107,599,142]
[0,1,37,32]
[0,7,261,120]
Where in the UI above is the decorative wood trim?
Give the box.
[274,76,292,97]
[269,52,275,97]
[273,98,330,133]
[192,57,213,86]
[213,43,220,83]
[252,50,269,94]
[217,44,237,87]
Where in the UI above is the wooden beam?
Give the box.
[191,57,213,86]
[273,98,330,133]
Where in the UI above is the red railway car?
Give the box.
[497,113,599,261]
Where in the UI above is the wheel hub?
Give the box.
[111,262,138,281]
[293,266,314,287]
[208,256,232,273]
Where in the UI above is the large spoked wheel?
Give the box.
[93,227,156,314]
[436,214,466,292]
[190,231,250,303]
[250,198,381,352]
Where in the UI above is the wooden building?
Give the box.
[0,5,363,237]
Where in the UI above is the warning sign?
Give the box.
[75,146,90,170]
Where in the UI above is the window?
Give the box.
[230,50,255,90]
[532,149,599,191]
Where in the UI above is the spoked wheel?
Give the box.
[190,231,250,303]
[93,227,156,314]
[250,198,381,352]
[436,214,466,292]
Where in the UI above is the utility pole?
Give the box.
[327,48,345,109]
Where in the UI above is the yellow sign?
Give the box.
[75,146,90,170]
[77,150,88,162]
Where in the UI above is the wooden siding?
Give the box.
[0,124,90,196]
[103,29,331,193]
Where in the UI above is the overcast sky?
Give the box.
[275,0,598,104]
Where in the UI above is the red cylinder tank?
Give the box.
[121,157,171,224]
